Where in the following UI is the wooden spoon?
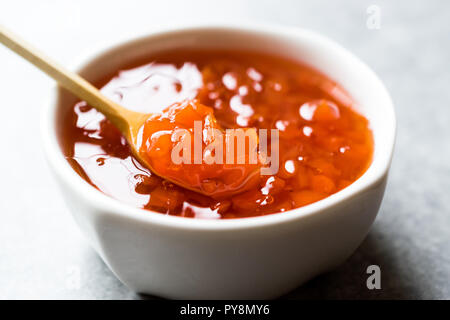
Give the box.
[0,26,198,192]
[0,25,263,198]
[0,25,149,152]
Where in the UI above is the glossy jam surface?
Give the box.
[60,50,373,219]
[138,99,262,198]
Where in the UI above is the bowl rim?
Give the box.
[41,22,396,231]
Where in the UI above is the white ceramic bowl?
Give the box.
[42,24,395,299]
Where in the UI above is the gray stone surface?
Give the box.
[0,0,448,299]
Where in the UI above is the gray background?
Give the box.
[0,0,448,299]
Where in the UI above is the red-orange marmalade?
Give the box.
[60,49,373,219]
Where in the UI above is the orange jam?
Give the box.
[138,99,262,198]
[60,49,373,219]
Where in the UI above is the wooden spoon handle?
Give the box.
[0,25,130,131]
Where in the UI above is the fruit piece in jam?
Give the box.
[138,99,262,199]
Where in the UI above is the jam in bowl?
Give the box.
[42,25,395,299]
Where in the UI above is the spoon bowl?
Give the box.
[0,25,259,198]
